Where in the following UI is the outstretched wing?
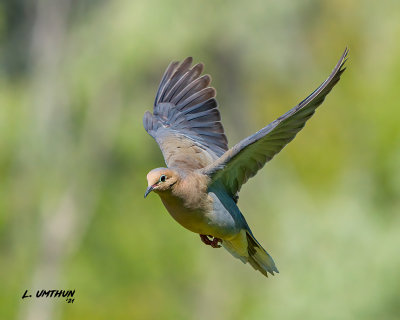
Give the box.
[201,48,348,199]
[143,57,228,170]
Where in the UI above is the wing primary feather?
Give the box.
[171,74,211,106]
[163,64,204,102]
[154,61,179,105]
[181,98,217,115]
[158,57,193,103]
[177,87,216,109]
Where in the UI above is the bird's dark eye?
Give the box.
[159,175,166,182]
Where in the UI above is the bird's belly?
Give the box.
[160,193,240,239]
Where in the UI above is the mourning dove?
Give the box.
[143,48,348,277]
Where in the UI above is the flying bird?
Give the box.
[143,48,348,277]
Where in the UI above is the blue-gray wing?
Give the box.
[143,57,228,170]
[201,48,348,198]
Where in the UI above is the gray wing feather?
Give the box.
[201,48,348,199]
[144,58,229,169]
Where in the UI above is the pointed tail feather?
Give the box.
[246,232,279,277]
[222,230,278,277]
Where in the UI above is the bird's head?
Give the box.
[144,168,180,198]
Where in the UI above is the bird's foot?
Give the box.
[200,234,222,248]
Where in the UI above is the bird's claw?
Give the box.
[200,234,222,248]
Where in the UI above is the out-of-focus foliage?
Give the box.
[1,0,399,319]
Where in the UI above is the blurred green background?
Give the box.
[1,0,400,319]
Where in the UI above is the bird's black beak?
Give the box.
[144,186,153,198]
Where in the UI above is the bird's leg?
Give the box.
[200,234,213,246]
[210,237,222,248]
[200,234,222,248]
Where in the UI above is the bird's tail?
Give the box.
[246,232,279,277]
[222,230,279,277]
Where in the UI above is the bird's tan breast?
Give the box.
[158,173,215,234]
